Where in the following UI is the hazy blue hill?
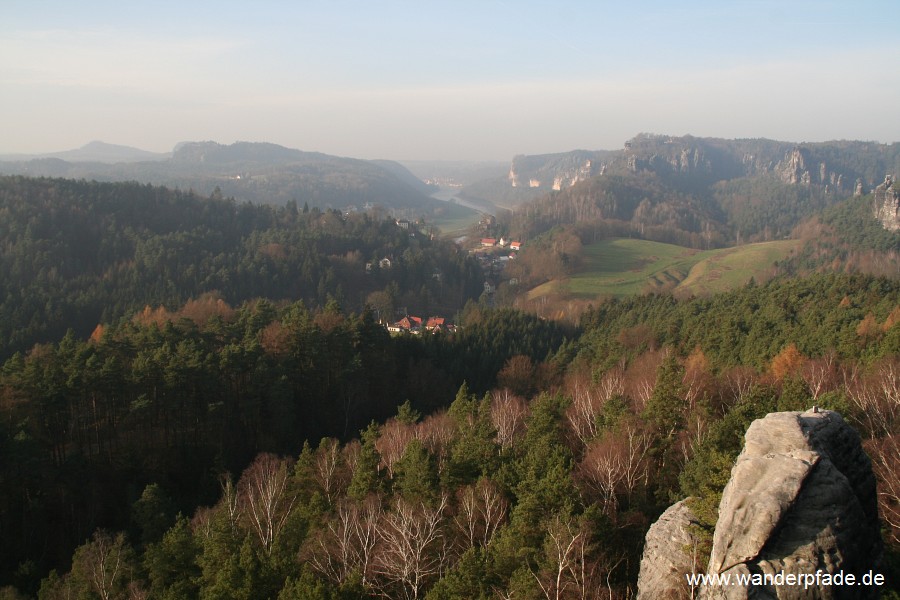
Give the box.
[0,141,444,214]
[171,140,327,165]
[370,158,439,195]
[0,140,169,164]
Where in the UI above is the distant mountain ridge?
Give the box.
[0,140,169,164]
[487,134,900,248]
[0,140,442,215]
[464,135,900,208]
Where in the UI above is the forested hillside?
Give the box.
[0,142,443,213]
[2,273,899,598]
[784,192,900,278]
[497,134,900,247]
[0,176,483,358]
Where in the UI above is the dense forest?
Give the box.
[1,272,898,598]
[0,176,483,359]
[1,175,899,598]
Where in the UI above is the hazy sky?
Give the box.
[2,0,900,160]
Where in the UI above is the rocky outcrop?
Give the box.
[873,175,900,231]
[636,500,701,600]
[776,148,844,190]
[638,410,882,600]
[508,150,607,190]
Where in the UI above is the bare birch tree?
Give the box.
[70,530,134,600]
[491,389,529,451]
[239,453,296,554]
[372,495,450,600]
[377,418,415,479]
[308,495,383,587]
[454,477,508,550]
[315,437,347,503]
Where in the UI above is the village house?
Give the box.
[387,315,455,335]
[481,238,497,248]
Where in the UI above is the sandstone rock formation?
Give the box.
[873,175,900,232]
[638,410,882,600]
[636,500,701,600]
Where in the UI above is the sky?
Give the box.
[2,0,900,161]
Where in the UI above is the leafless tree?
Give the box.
[800,351,839,401]
[566,368,625,446]
[71,530,133,600]
[415,412,456,474]
[624,350,665,413]
[722,366,757,408]
[372,495,450,600]
[491,389,529,451]
[576,423,651,515]
[869,434,900,546]
[377,418,416,479]
[454,478,508,550]
[315,438,347,503]
[218,473,240,535]
[308,495,383,587]
[567,383,602,446]
[190,505,214,542]
[343,439,361,475]
[847,358,900,436]
[530,514,601,600]
[239,453,296,554]
[682,349,711,414]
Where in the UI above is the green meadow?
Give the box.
[431,202,481,237]
[528,238,801,301]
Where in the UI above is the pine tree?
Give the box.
[347,422,382,500]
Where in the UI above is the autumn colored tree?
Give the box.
[770,343,806,382]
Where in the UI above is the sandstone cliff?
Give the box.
[637,409,882,600]
[502,135,900,200]
[873,175,900,232]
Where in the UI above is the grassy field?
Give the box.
[430,202,481,237]
[527,238,801,302]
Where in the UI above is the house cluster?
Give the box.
[386,315,457,335]
[479,237,522,251]
[365,257,394,273]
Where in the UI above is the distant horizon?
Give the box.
[3,1,900,161]
[3,131,900,166]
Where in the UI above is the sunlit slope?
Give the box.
[526,238,801,300]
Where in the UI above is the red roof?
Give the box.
[481,238,497,245]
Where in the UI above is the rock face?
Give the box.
[873,175,900,232]
[638,410,882,600]
[636,500,701,600]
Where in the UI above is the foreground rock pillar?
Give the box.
[638,409,882,600]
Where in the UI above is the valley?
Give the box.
[0,133,898,599]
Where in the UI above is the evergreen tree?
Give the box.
[394,439,440,503]
[347,422,383,500]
